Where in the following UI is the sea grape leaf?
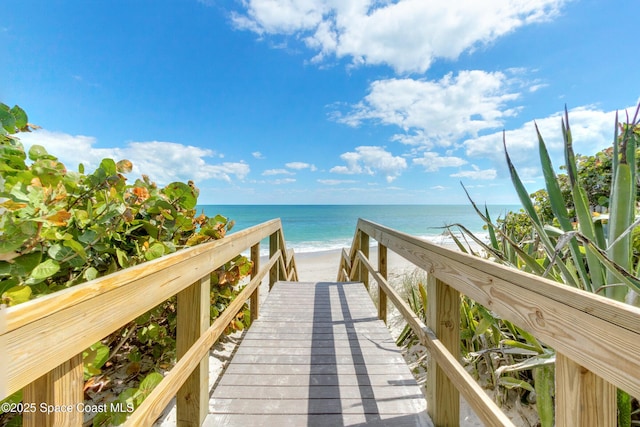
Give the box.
[30,259,60,280]
[79,229,98,244]
[0,261,11,276]
[48,244,75,261]
[84,267,98,281]
[63,239,87,260]
[28,145,55,161]
[144,243,165,261]
[163,182,197,209]
[9,105,28,129]
[116,248,130,268]
[99,158,117,176]
[137,372,163,403]
[0,108,16,133]
[2,285,32,306]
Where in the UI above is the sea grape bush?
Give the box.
[0,103,252,425]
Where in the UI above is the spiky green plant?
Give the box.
[454,105,640,426]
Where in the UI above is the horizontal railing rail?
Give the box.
[0,218,297,427]
[338,218,640,427]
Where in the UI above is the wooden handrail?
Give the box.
[339,218,640,427]
[0,218,297,426]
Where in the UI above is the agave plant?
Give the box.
[453,104,640,426]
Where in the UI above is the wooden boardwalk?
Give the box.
[205,281,432,427]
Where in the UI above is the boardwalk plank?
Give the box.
[206,282,432,427]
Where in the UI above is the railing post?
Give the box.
[358,231,369,289]
[426,274,460,426]
[269,230,281,289]
[176,276,210,426]
[555,352,616,426]
[23,353,83,427]
[378,243,387,323]
[250,242,260,321]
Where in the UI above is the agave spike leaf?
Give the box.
[537,121,591,290]
[484,204,499,250]
[503,133,579,286]
[514,326,545,353]
[460,182,493,224]
[607,120,636,300]
[612,110,620,182]
[503,132,543,228]
[562,112,606,290]
[534,365,555,427]
[536,121,572,229]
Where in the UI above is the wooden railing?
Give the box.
[338,218,640,427]
[0,218,297,427]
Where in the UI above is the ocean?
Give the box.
[197,205,520,254]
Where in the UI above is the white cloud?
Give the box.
[286,161,317,171]
[317,179,357,185]
[335,71,520,147]
[413,152,468,172]
[233,0,566,73]
[263,168,294,176]
[330,145,407,182]
[252,151,265,159]
[450,165,497,180]
[271,178,296,184]
[16,129,250,185]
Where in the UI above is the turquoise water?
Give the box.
[198,205,520,253]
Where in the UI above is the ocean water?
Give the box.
[198,205,520,254]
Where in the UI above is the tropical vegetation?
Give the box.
[398,105,640,426]
[0,103,252,426]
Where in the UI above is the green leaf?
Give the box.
[79,229,98,244]
[0,107,16,133]
[2,285,32,306]
[10,105,28,129]
[116,248,130,268]
[99,158,117,175]
[163,182,197,209]
[30,259,60,280]
[534,364,555,427]
[83,341,110,379]
[84,267,98,281]
[48,244,75,261]
[137,372,163,402]
[28,145,56,161]
[497,376,535,393]
[144,243,165,261]
[63,239,88,260]
[0,261,11,276]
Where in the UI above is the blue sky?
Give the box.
[2,0,639,204]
